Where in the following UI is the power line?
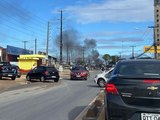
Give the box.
[0,21,45,39]
[0,3,47,35]
[135,43,154,58]
[0,32,27,42]
[2,0,48,24]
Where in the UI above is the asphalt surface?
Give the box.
[0,71,101,120]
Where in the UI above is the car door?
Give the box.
[33,66,44,79]
[29,67,37,79]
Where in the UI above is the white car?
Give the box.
[94,68,114,87]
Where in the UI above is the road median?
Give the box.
[75,90,105,120]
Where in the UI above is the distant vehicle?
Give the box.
[70,66,89,80]
[105,59,160,120]
[26,66,59,82]
[94,68,113,87]
[0,62,18,80]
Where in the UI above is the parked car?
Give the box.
[11,65,21,78]
[70,66,89,80]
[0,62,18,80]
[94,68,113,87]
[26,66,59,82]
[105,59,160,120]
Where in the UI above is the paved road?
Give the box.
[0,71,101,120]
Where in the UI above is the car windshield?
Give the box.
[0,62,10,66]
[72,66,87,71]
[117,61,160,76]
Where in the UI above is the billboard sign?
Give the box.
[144,46,160,53]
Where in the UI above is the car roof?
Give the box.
[38,66,55,68]
[118,59,160,63]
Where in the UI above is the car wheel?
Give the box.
[40,76,45,82]
[54,78,59,82]
[98,78,106,87]
[11,77,16,80]
[26,75,31,81]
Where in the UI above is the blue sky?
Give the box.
[0,0,155,58]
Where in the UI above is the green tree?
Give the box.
[110,55,119,64]
[102,54,111,65]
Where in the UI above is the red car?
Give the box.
[70,66,89,80]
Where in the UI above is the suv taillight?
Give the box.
[106,83,119,95]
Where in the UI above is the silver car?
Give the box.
[94,68,113,87]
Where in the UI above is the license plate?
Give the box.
[8,75,12,76]
[141,113,160,120]
[51,76,56,78]
[76,75,81,77]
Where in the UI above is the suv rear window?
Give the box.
[47,67,56,71]
[117,62,160,76]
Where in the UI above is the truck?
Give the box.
[0,62,18,80]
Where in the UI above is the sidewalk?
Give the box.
[0,76,27,92]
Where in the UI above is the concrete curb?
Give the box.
[75,90,105,120]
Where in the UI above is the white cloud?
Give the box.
[63,0,154,23]
[96,37,144,45]
[97,45,130,49]
[86,30,147,38]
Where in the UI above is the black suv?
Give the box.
[26,66,59,82]
[0,62,18,80]
[105,59,160,120]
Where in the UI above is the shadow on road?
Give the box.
[0,78,14,81]
[28,80,54,83]
[63,78,88,81]
[87,84,100,88]
[68,106,86,120]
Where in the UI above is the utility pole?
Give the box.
[154,27,158,59]
[131,46,135,59]
[35,38,37,54]
[149,26,158,59]
[46,21,50,56]
[22,41,28,49]
[119,52,122,59]
[121,40,124,58]
[60,10,63,65]
[82,47,85,63]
